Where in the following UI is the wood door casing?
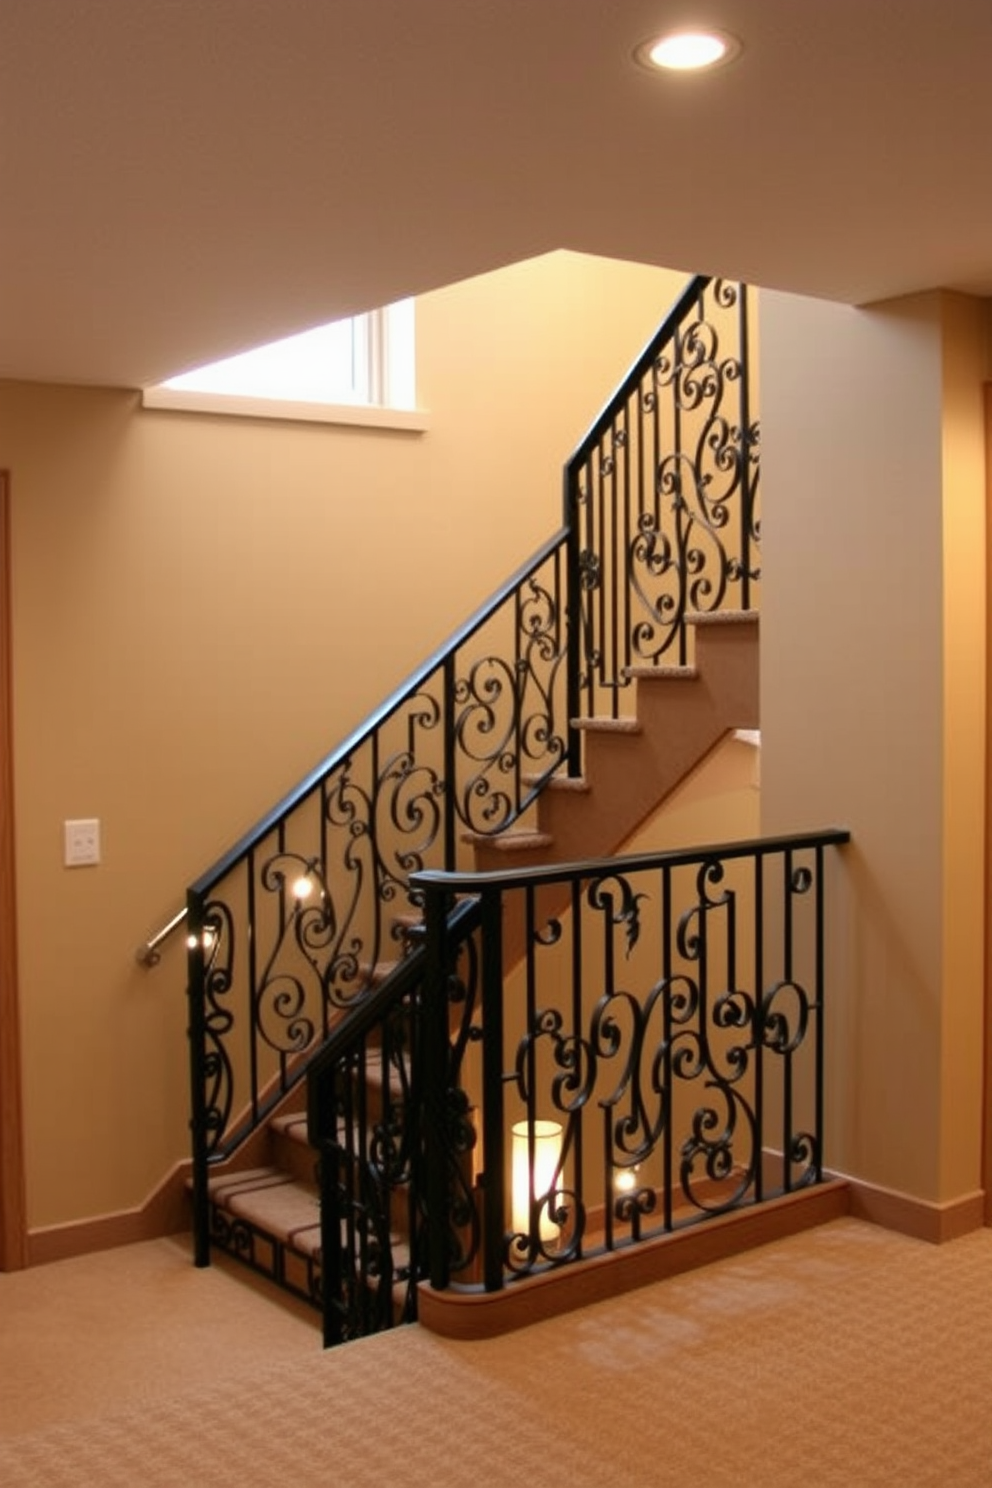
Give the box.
[0,470,27,1268]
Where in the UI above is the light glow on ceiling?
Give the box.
[635,29,741,73]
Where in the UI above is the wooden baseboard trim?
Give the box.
[27,1161,191,1267]
[831,1172,985,1243]
[418,1179,851,1342]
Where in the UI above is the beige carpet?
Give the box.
[2,1217,992,1485]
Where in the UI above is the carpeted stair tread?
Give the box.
[570,715,641,732]
[621,663,699,680]
[269,1112,309,1145]
[522,771,591,792]
[688,608,760,625]
[208,1167,321,1252]
[461,829,554,849]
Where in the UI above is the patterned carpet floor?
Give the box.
[2,1217,992,1485]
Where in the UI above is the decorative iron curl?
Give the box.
[587,872,645,957]
[789,1130,820,1187]
[680,1089,756,1214]
[198,898,235,1153]
[761,979,812,1055]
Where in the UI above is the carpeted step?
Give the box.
[207,1167,322,1257]
[205,1161,412,1322]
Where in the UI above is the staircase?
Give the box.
[183,274,802,1344]
[198,610,760,1323]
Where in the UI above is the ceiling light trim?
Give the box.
[634,28,742,74]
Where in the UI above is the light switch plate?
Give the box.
[64,818,101,867]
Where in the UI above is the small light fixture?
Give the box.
[635,28,741,73]
[511,1119,563,1242]
[614,1165,639,1196]
[292,873,313,901]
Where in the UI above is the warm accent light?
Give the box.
[614,1165,639,1196]
[635,29,741,73]
[292,874,314,901]
[511,1119,563,1242]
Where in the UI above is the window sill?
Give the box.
[141,386,429,432]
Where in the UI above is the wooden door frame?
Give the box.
[0,470,27,1268]
[985,391,992,1227]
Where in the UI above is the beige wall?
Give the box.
[759,288,988,1204]
[0,251,688,1229]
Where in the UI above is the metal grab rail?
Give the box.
[135,906,188,968]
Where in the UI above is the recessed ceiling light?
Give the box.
[635,29,741,73]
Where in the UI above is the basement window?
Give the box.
[142,300,427,431]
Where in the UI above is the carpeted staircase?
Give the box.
[200,611,759,1322]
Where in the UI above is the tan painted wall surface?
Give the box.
[759,288,987,1203]
[938,292,988,1200]
[0,251,689,1229]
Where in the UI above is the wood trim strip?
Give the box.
[0,470,27,1271]
[417,1181,851,1342]
[27,1161,191,1268]
[839,1174,985,1244]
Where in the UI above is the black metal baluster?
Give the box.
[570,878,584,1258]
[620,400,632,682]
[783,849,794,1192]
[662,864,673,1232]
[479,886,505,1292]
[524,884,538,1253]
[564,467,584,775]
[739,285,753,612]
[754,850,765,1204]
[814,845,825,1183]
[187,890,209,1267]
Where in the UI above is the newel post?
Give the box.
[185,889,210,1268]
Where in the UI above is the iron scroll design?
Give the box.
[412,828,846,1292]
[567,276,759,715]
[185,273,760,1280]
[186,537,569,1203]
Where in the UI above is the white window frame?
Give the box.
[142,301,426,432]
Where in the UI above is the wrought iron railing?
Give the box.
[186,274,760,1270]
[566,275,759,723]
[308,829,847,1343]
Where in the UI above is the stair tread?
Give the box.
[687,608,759,626]
[207,1165,411,1268]
[522,772,590,793]
[571,716,642,733]
[462,829,553,849]
[270,1112,310,1143]
[622,664,698,680]
[208,1167,321,1250]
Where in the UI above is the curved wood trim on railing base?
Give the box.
[417,1181,851,1341]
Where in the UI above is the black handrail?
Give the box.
[564,274,710,478]
[413,827,851,893]
[190,528,569,898]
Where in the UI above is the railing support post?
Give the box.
[423,881,453,1291]
[186,890,210,1268]
[564,465,582,778]
[479,885,506,1292]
